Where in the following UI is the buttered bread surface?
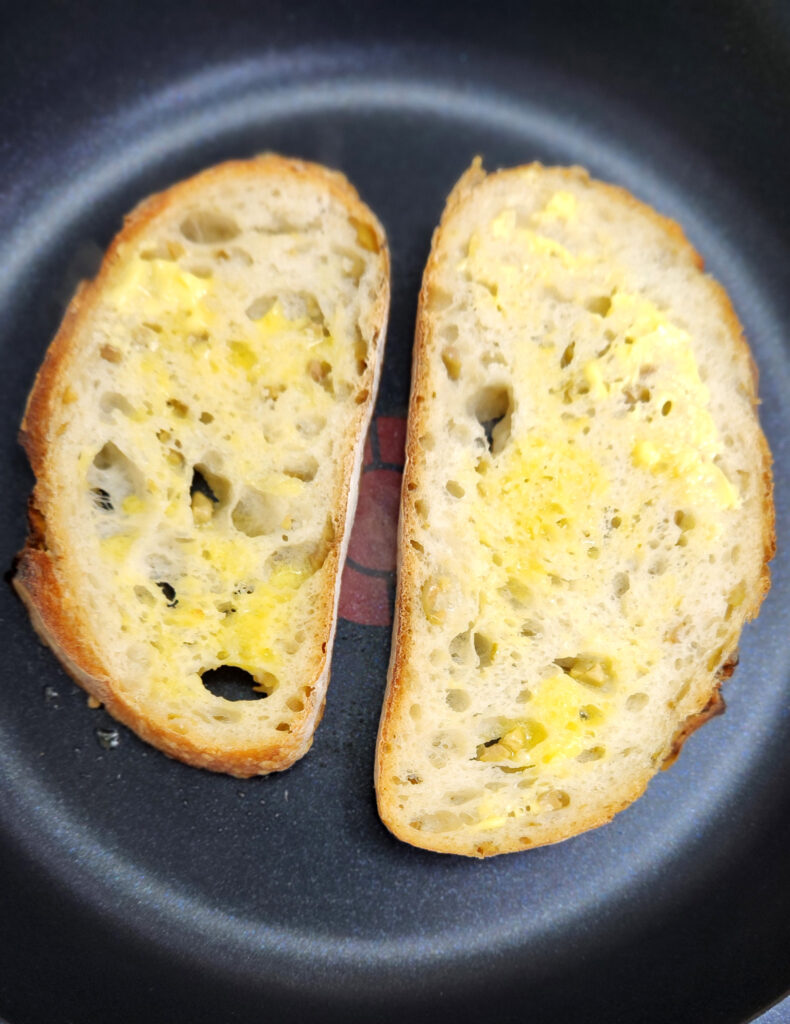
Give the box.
[376,160,773,856]
[15,156,389,775]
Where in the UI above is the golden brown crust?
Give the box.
[15,154,390,777]
[662,678,729,771]
[375,158,775,856]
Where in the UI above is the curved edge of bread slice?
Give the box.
[14,154,390,776]
[375,158,774,856]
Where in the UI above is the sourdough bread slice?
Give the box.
[375,159,773,856]
[15,154,390,776]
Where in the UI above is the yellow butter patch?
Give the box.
[475,433,607,584]
[101,532,136,561]
[121,495,145,515]
[109,258,214,335]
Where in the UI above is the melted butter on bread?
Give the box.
[376,163,771,856]
[14,156,390,775]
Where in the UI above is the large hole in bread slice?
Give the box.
[232,487,286,538]
[180,209,240,244]
[199,666,275,701]
[88,441,143,509]
[469,385,513,454]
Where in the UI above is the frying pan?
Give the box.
[0,1,788,1021]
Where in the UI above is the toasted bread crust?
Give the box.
[375,158,774,856]
[15,154,390,776]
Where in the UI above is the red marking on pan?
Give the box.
[338,416,406,627]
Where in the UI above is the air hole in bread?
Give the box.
[469,384,513,454]
[626,692,649,711]
[155,581,178,607]
[166,446,185,470]
[180,209,240,244]
[555,653,614,689]
[306,516,335,572]
[674,509,696,547]
[445,480,464,498]
[282,454,318,482]
[353,327,368,375]
[538,789,570,811]
[586,295,612,316]
[482,349,507,368]
[414,498,428,521]
[245,295,276,321]
[515,687,533,703]
[199,411,214,424]
[297,414,326,437]
[266,517,334,574]
[409,704,422,721]
[200,665,275,701]
[421,575,453,625]
[189,468,219,526]
[167,398,189,418]
[275,722,291,732]
[447,788,478,805]
[232,487,286,538]
[100,343,122,364]
[420,810,464,833]
[410,539,425,553]
[725,580,747,620]
[441,346,462,380]
[432,729,456,753]
[286,696,304,712]
[560,342,575,368]
[89,441,143,507]
[134,585,156,607]
[355,388,369,405]
[182,264,214,280]
[473,632,496,668]
[90,487,113,511]
[429,286,452,311]
[349,216,379,253]
[577,746,605,763]
[308,359,333,393]
[100,392,136,418]
[449,630,471,664]
[140,240,184,261]
[623,385,651,406]
[192,464,230,509]
[446,688,471,712]
[673,678,692,704]
[333,246,365,284]
[613,572,630,597]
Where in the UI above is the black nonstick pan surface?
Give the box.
[0,2,788,1022]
